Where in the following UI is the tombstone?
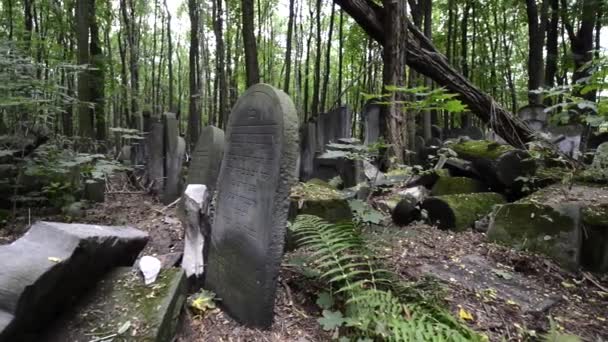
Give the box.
[445,126,484,140]
[414,136,427,163]
[299,121,317,181]
[317,106,352,148]
[547,124,583,158]
[431,125,443,140]
[592,142,608,169]
[84,178,105,203]
[147,122,165,193]
[163,136,186,204]
[162,113,180,204]
[142,110,153,134]
[313,150,364,188]
[204,84,299,328]
[0,221,148,340]
[518,104,547,131]
[187,126,225,192]
[363,103,381,145]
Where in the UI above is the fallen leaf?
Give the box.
[459,308,474,321]
[117,320,131,335]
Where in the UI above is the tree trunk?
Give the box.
[283,0,295,93]
[320,2,336,113]
[89,0,105,140]
[188,0,201,146]
[241,0,260,86]
[544,0,558,90]
[76,0,94,138]
[334,0,535,148]
[525,0,548,105]
[164,0,174,112]
[311,0,322,117]
[382,0,408,163]
[213,0,228,127]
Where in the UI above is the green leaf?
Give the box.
[318,310,346,331]
[444,100,467,113]
[316,292,335,310]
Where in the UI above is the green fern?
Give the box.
[292,215,482,341]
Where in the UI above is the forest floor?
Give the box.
[1,175,607,341]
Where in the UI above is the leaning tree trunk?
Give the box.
[334,0,535,149]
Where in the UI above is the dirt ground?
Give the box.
[1,177,607,341]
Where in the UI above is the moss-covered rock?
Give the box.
[422,192,505,231]
[581,204,608,273]
[445,140,536,190]
[289,179,353,223]
[487,203,581,270]
[431,176,488,196]
[46,267,187,342]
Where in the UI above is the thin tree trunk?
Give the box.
[188,0,201,145]
[89,0,105,140]
[311,0,322,117]
[76,0,94,138]
[320,2,335,112]
[283,0,295,93]
[241,0,260,86]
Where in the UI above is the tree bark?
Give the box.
[213,0,228,127]
[283,0,295,93]
[311,0,322,117]
[76,0,94,138]
[188,0,201,146]
[241,0,260,86]
[544,0,558,90]
[334,0,535,148]
[89,0,105,140]
[320,2,336,113]
[525,0,549,105]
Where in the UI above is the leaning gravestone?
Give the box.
[0,221,148,340]
[147,122,165,193]
[363,102,381,145]
[204,84,299,328]
[187,126,225,192]
[162,113,184,204]
[163,136,186,204]
[299,121,317,181]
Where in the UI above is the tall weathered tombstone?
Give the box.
[204,84,299,328]
[299,120,317,181]
[363,103,381,145]
[162,113,184,204]
[187,126,225,192]
[147,121,165,193]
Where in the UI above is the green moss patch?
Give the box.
[431,176,488,196]
[290,180,352,223]
[448,140,513,160]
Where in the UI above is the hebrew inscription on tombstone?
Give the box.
[204,84,299,328]
[187,126,225,191]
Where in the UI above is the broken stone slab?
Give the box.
[43,267,187,342]
[422,192,506,231]
[0,222,149,340]
[313,150,364,188]
[419,254,559,313]
[487,203,582,271]
[581,204,608,273]
[162,136,186,205]
[181,184,211,280]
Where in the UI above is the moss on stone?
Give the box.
[582,204,608,227]
[385,167,411,177]
[438,193,505,231]
[51,267,187,342]
[487,203,581,270]
[290,180,352,223]
[431,176,487,196]
[448,140,514,160]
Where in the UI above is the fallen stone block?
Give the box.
[289,179,353,223]
[431,176,488,196]
[44,267,187,342]
[0,222,148,340]
[422,192,506,231]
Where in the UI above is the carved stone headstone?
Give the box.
[187,126,225,192]
[181,184,211,279]
[204,84,299,328]
[299,121,317,181]
[547,125,583,158]
[147,122,165,193]
[363,103,381,145]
